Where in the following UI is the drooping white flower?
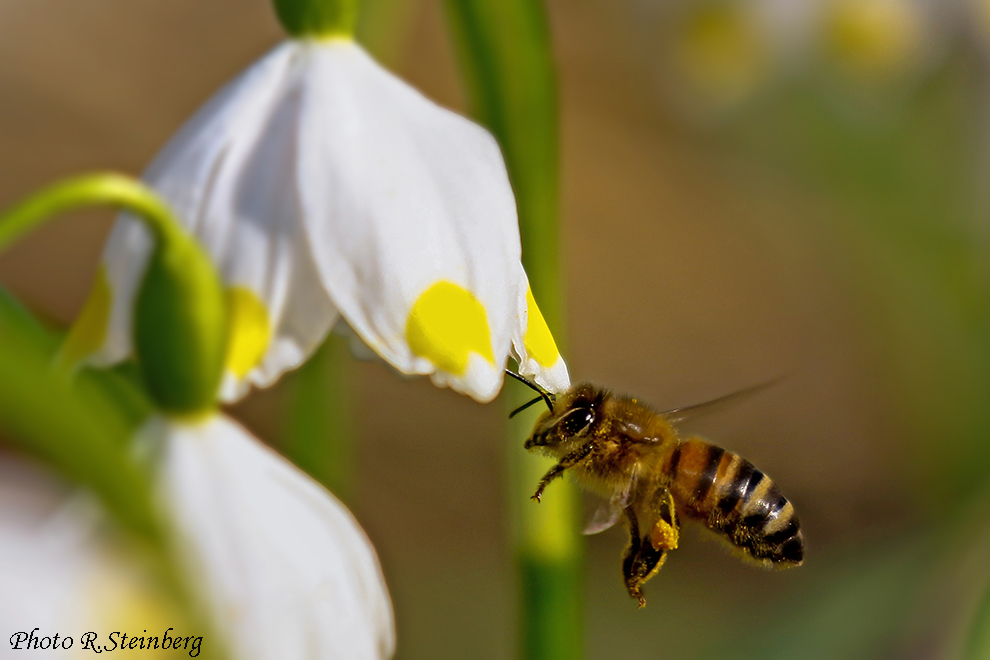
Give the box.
[76,38,568,403]
[138,413,395,660]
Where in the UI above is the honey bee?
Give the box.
[508,372,804,607]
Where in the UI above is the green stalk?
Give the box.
[443,2,581,658]
[442,0,560,294]
[507,393,582,660]
[963,582,990,660]
[284,333,355,502]
[0,287,159,539]
[0,287,223,658]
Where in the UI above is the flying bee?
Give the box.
[507,372,804,607]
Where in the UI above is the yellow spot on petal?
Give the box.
[59,265,111,370]
[224,286,271,379]
[406,281,494,375]
[524,288,560,367]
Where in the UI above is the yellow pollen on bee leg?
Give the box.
[59,265,111,370]
[224,286,271,379]
[651,518,679,552]
[524,288,560,367]
[405,281,494,375]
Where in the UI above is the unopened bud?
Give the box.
[133,232,226,417]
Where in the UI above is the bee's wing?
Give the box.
[582,475,637,535]
[583,500,623,535]
[659,377,784,424]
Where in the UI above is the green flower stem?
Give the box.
[963,579,990,660]
[0,287,158,539]
[444,2,581,658]
[443,0,560,305]
[284,333,355,501]
[0,173,226,416]
[273,0,360,39]
[0,286,222,659]
[508,396,583,660]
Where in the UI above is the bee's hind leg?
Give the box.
[648,486,679,553]
[530,441,595,502]
[621,488,679,607]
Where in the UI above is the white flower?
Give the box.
[138,413,395,660]
[0,457,183,645]
[0,424,393,660]
[74,38,568,403]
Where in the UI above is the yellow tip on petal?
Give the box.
[59,265,111,370]
[524,288,560,368]
[224,286,271,379]
[406,281,494,375]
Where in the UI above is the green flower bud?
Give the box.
[133,233,226,417]
[273,0,359,39]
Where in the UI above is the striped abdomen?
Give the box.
[666,437,803,566]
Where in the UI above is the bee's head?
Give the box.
[523,383,606,452]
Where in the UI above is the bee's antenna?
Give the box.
[505,369,555,412]
[509,396,546,418]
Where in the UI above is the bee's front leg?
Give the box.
[531,441,595,502]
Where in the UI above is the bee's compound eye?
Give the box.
[560,406,596,437]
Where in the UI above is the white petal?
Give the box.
[143,415,395,660]
[97,42,339,400]
[295,41,521,401]
[0,457,177,638]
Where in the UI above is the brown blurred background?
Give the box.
[3,0,989,658]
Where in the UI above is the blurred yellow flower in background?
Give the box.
[824,0,925,82]
[667,0,771,113]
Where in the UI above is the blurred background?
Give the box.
[2,0,990,657]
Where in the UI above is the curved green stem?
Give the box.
[0,173,182,252]
[0,173,228,654]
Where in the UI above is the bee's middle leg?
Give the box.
[531,441,595,502]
